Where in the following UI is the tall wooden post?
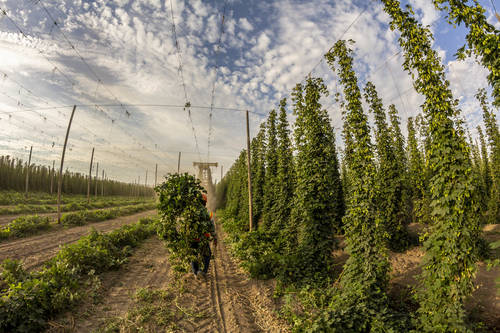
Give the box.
[25,146,32,197]
[138,176,140,197]
[58,105,77,223]
[50,160,55,195]
[95,162,99,197]
[145,169,148,187]
[246,111,253,231]
[87,147,94,204]
[101,170,104,196]
[154,163,158,187]
[177,152,181,173]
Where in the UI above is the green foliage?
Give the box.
[486,240,500,296]
[274,98,296,246]
[363,82,409,251]
[382,0,480,330]
[60,203,155,227]
[432,0,500,107]
[0,219,156,332]
[262,108,279,231]
[478,126,492,206]
[224,151,250,227]
[407,117,431,224]
[388,104,412,223]
[287,76,343,283]
[323,39,393,331]
[229,228,282,279]
[477,89,500,224]
[155,173,214,272]
[0,259,29,287]
[251,123,267,226]
[0,215,51,240]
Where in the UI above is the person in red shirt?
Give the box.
[190,193,217,279]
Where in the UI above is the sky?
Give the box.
[0,0,498,185]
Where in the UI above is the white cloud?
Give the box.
[0,0,493,182]
[239,17,253,31]
[409,0,440,27]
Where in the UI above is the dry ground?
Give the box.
[41,221,499,332]
[46,221,288,333]
[335,223,500,331]
[0,210,156,271]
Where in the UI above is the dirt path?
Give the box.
[52,219,288,332]
[70,237,171,332]
[0,210,156,271]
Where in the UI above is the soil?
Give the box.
[69,237,171,332]
[41,221,499,332]
[48,220,288,333]
[389,223,500,330]
[0,210,156,271]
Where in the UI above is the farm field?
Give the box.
[1,0,500,331]
[44,220,286,333]
[4,219,494,332]
[0,209,157,271]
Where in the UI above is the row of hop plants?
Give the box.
[0,202,156,241]
[0,217,158,332]
[0,197,151,215]
[217,0,499,331]
[0,155,154,197]
[0,190,149,205]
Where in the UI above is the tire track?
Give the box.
[0,210,156,271]
[211,243,228,333]
[210,219,261,333]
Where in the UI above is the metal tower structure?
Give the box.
[193,162,218,211]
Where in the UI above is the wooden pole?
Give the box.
[154,163,158,187]
[246,111,253,231]
[177,152,181,173]
[95,162,99,197]
[87,147,94,204]
[101,170,104,196]
[25,146,32,197]
[50,160,55,195]
[58,105,76,223]
[145,169,148,187]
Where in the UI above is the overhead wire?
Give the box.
[168,0,202,161]
[36,1,171,165]
[0,67,162,170]
[2,3,176,172]
[207,0,228,162]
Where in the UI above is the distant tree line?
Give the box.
[0,155,153,197]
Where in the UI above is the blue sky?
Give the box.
[0,0,498,184]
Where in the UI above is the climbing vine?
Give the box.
[381,0,480,330]
[317,40,394,331]
[432,0,500,106]
[283,77,343,283]
[364,82,408,251]
[262,109,278,231]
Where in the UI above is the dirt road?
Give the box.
[0,210,156,271]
